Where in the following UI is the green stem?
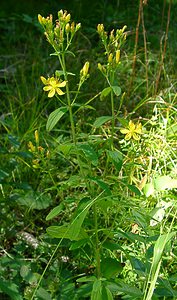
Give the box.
[110,88,115,149]
[110,72,115,150]
[61,52,76,144]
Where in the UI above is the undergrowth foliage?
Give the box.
[0,3,177,300]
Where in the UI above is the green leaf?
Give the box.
[93,116,112,128]
[47,198,92,240]
[55,70,75,77]
[111,86,121,96]
[71,197,93,239]
[150,200,172,226]
[102,286,114,300]
[77,276,96,283]
[100,87,112,101]
[127,184,141,196]
[47,225,87,240]
[0,280,23,300]
[58,144,72,156]
[11,190,52,210]
[101,258,123,279]
[115,280,143,297]
[36,287,52,300]
[46,203,64,221]
[20,265,39,284]
[69,238,89,250]
[102,241,123,251]
[77,143,98,166]
[144,232,176,300]
[91,279,102,300]
[107,150,123,172]
[46,106,68,131]
[89,176,111,195]
[0,169,9,182]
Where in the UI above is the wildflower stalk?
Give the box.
[110,73,115,150]
[61,52,76,144]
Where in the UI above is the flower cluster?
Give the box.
[28,130,50,168]
[38,10,81,52]
[97,24,127,74]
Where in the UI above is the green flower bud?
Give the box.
[108,53,113,63]
[109,29,114,42]
[97,63,106,74]
[71,22,75,33]
[97,24,104,35]
[75,23,81,32]
[82,61,89,77]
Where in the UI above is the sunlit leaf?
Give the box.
[143,182,155,197]
[46,203,64,221]
[111,86,121,96]
[154,175,177,191]
[46,106,68,131]
[100,87,112,101]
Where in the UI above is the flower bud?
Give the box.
[71,22,75,33]
[116,50,120,64]
[58,10,64,19]
[65,23,70,33]
[97,24,104,35]
[28,141,35,152]
[109,29,114,42]
[38,14,44,25]
[75,23,81,32]
[35,130,39,145]
[82,61,89,77]
[108,53,113,63]
[65,13,71,23]
[97,63,106,74]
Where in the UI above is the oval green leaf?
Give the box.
[46,106,68,131]
[100,87,112,101]
[112,86,121,96]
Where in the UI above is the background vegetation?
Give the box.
[0,0,177,299]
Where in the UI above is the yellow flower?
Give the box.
[120,120,142,140]
[40,76,67,98]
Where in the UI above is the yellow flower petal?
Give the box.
[125,133,132,140]
[135,123,142,134]
[58,81,67,87]
[43,86,52,91]
[129,120,135,131]
[48,88,55,98]
[40,76,48,84]
[56,88,65,96]
[120,128,129,134]
[133,133,140,140]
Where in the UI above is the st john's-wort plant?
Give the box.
[28,8,177,300]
